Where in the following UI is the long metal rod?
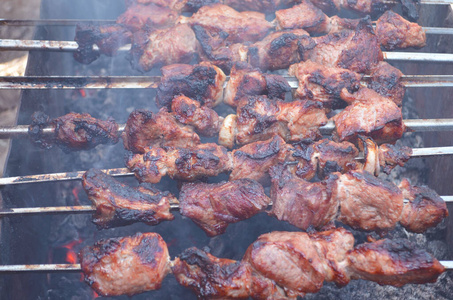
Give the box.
[0,144,452,186]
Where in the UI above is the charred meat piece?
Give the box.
[224,0,295,13]
[378,142,412,174]
[275,0,329,33]
[179,179,270,236]
[82,168,175,229]
[399,179,449,233]
[126,143,233,183]
[79,232,171,297]
[368,61,405,107]
[29,112,119,151]
[172,247,252,299]
[289,60,361,109]
[130,23,197,72]
[334,88,405,144]
[224,62,290,107]
[247,29,310,71]
[156,62,226,108]
[171,95,222,137]
[347,238,445,286]
[376,10,426,50]
[331,170,404,232]
[122,109,200,154]
[117,3,179,32]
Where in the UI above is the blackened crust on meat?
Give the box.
[29,111,54,149]
[378,143,412,174]
[368,62,405,107]
[264,74,291,99]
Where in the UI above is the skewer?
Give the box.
[1,74,453,90]
[0,144,452,186]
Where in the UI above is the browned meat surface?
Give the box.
[117,3,179,32]
[230,136,291,183]
[126,143,233,183]
[302,18,383,74]
[179,179,270,236]
[130,23,197,72]
[224,62,290,107]
[269,165,338,230]
[289,60,361,109]
[79,232,171,297]
[275,0,329,33]
[122,109,200,153]
[399,179,448,233]
[368,61,405,106]
[376,10,426,50]
[82,168,175,229]
[29,112,119,151]
[331,170,404,232]
[171,95,222,137]
[172,247,252,299]
[378,142,412,174]
[347,238,445,286]
[156,62,226,108]
[224,0,295,13]
[334,88,405,144]
[247,29,309,71]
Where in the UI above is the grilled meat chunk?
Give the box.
[130,23,197,72]
[179,179,270,236]
[171,95,222,137]
[126,143,233,183]
[368,61,405,106]
[289,60,361,109]
[117,3,179,32]
[224,62,290,107]
[399,179,448,233]
[331,170,404,232]
[122,109,200,153]
[82,168,175,229]
[376,10,426,50]
[173,247,252,299]
[79,232,171,297]
[275,0,329,33]
[378,142,412,174]
[247,29,310,71]
[156,62,226,108]
[347,238,445,286]
[334,88,405,144]
[29,112,119,151]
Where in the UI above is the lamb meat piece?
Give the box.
[399,179,448,233]
[368,61,405,107]
[224,0,295,13]
[117,3,179,32]
[247,29,310,71]
[171,95,222,137]
[179,179,270,236]
[156,62,226,108]
[82,168,175,229]
[172,247,252,299]
[122,109,200,153]
[275,0,330,33]
[334,88,405,144]
[289,60,361,109]
[378,142,412,174]
[230,135,292,183]
[130,23,197,72]
[126,143,233,183]
[347,238,445,286]
[376,10,426,50]
[269,164,339,230]
[79,232,171,297]
[331,170,404,232]
[224,62,290,107]
[302,17,383,74]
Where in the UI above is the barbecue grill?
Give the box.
[0,0,453,298]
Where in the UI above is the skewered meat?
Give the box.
[122,109,201,153]
[29,112,119,152]
[376,10,426,50]
[289,60,362,109]
[156,62,226,108]
[126,143,233,183]
[172,247,253,299]
[247,29,310,71]
[224,62,290,107]
[79,232,171,297]
[275,0,330,33]
[377,141,412,174]
[179,179,270,236]
[117,3,179,32]
[334,88,405,144]
[129,23,197,72]
[368,61,406,106]
[82,168,175,229]
[171,95,222,137]
[309,0,390,15]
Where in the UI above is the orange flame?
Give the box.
[72,186,82,205]
[62,239,82,264]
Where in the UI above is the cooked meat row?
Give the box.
[79,229,445,298]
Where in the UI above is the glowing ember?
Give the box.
[61,239,82,264]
